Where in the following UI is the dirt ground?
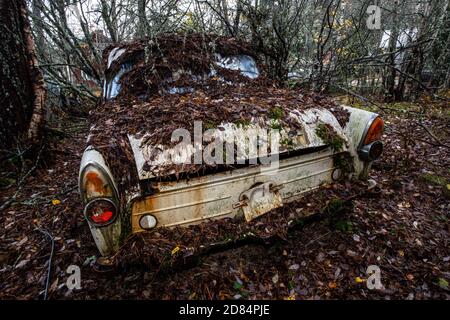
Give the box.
[0,97,449,300]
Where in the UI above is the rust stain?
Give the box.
[85,172,109,194]
[131,182,206,233]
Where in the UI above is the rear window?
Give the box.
[103,55,260,100]
[215,54,260,79]
[103,62,133,99]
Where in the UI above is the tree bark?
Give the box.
[32,0,46,52]
[137,0,147,38]
[0,0,46,150]
[384,3,399,102]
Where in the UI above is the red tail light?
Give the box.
[84,199,117,226]
[91,210,113,224]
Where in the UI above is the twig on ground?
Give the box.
[331,84,390,111]
[36,227,55,301]
[305,232,332,248]
[418,119,450,149]
[0,144,45,212]
[19,185,78,207]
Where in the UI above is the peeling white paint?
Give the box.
[127,107,351,180]
[290,108,349,147]
[107,47,126,69]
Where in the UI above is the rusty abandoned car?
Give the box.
[78,34,384,259]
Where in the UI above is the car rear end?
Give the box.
[79,106,384,257]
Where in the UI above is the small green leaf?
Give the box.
[233,281,243,291]
[438,278,448,289]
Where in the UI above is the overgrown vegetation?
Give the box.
[25,0,449,102]
[316,123,345,152]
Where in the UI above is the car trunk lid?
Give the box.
[128,107,349,180]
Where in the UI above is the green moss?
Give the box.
[316,123,345,152]
[288,280,295,290]
[333,153,355,178]
[204,120,217,130]
[269,119,283,131]
[334,220,353,233]
[234,119,251,128]
[268,106,285,120]
[389,102,421,112]
[265,107,285,131]
[438,278,449,290]
[0,177,16,188]
[281,137,294,147]
[316,123,327,138]
[8,155,21,167]
[233,281,244,290]
[331,138,344,151]
[326,199,345,214]
[420,174,448,186]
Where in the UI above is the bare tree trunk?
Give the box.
[233,0,243,37]
[100,0,119,43]
[385,3,399,102]
[137,0,147,38]
[0,0,46,150]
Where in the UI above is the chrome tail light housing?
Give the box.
[358,116,384,162]
[359,140,384,162]
[84,198,118,227]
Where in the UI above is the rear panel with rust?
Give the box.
[131,148,339,233]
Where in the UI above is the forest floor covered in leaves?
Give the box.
[0,97,449,300]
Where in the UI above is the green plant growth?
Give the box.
[316,123,345,152]
[204,120,217,130]
[438,278,449,290]
[269,119,283,131]
[334,220,354,233]
[421,173,450,199]
[268,106,285,120]
[0,177,16,188]
[323,198,354,232]
[333,153,355,178]
[325,198,345,214]
[234,119,251,128]
[281,137,294,148]
[420,173,448,187]
[266,106,285,131]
